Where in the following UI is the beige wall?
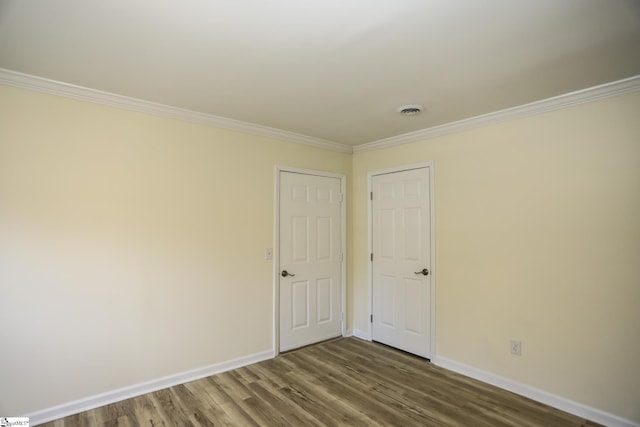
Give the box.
[2,82,639,423]
[351,91,640,422]
[0,84,351,414]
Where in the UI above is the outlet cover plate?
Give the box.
[510,340,522,356]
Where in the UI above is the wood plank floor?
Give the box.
[41,337,601,426]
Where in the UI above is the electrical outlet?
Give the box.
[510,339,522,356]
[265,248,273,260]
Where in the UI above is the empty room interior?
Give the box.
[1,1,639,426]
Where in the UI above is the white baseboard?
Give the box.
[352,329,371,341]
[28,346,636,427]
[433,356,639,427]
[27,349,275,426]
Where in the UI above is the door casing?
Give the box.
[274,166,347,355]
[367,162,436,357]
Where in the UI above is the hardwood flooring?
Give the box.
[41,337,601,426]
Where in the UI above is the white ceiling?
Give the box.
[1,0,639,147]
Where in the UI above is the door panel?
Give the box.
[316,277,332,323]
[316,217,332,260]
[380,275,396,326]
[372,168,431,358]
[280,171,342,352]
[291,280,309,329]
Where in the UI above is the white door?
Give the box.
[371,167,432,358]
[279,171,343,352]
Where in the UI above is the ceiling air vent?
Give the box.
[397,104,424,116]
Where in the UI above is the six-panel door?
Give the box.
[279,172,342,352]
[371,168,431,358]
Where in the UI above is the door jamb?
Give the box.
[367,162,436,358]
[274,166,347,356]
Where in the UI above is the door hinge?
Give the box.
[370,191,373,200]
[370,253,373,262]
[370,314,373,323]
[340,252,344,262]
[339,193,344,202]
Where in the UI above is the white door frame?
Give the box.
[274,166,347,355]
[367,162,436,358]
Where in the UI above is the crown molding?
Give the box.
[3,68,638,154]
[354,75,640,152]
[0,68,353,154]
